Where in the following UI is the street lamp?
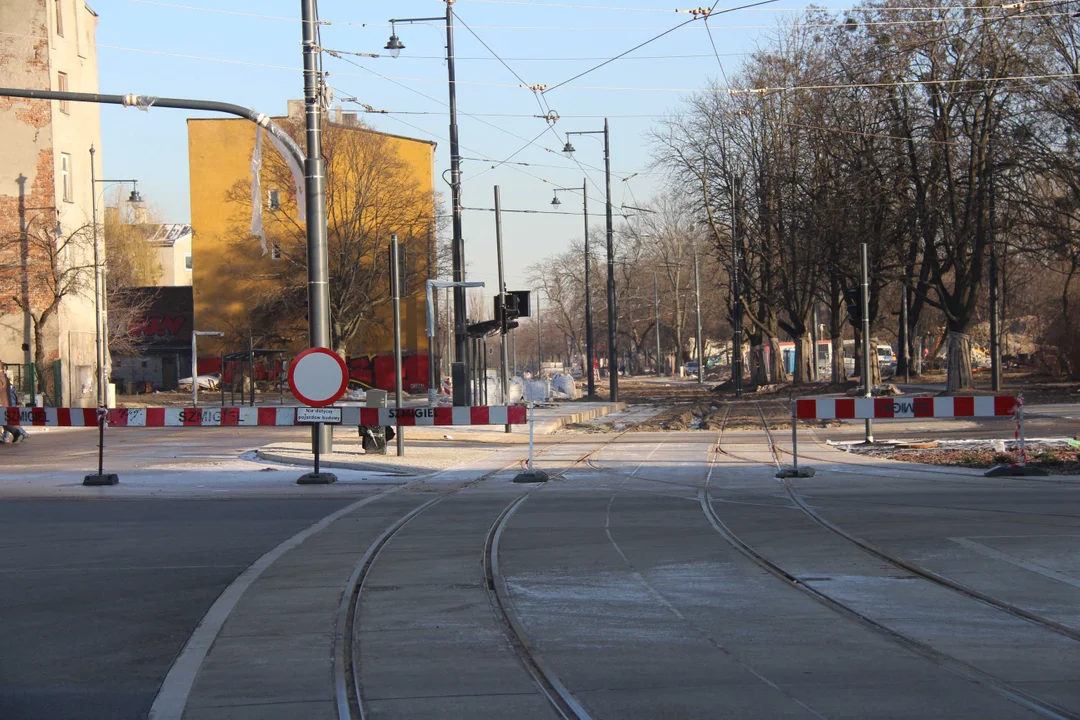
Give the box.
[563,119,618,402]
[89,144,141,408]
[551,181,597,398]
[387,3,472,405]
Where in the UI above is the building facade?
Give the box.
[0,0,102,407]
[187,102,436,366]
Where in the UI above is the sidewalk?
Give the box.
[255,401,624,476]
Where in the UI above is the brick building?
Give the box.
[0,0,103,406]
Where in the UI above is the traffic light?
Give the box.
[844,288,862,323]
[508,290,531,318]
[494,293,522,332]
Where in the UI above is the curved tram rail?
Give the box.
[704,401,1080,720]
[587,401,1080,719]
[334,433,621,720]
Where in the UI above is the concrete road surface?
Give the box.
[2,423,1079,719]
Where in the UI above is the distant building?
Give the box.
[186,101,436,361]
[149,223,193,287]
[105,204,194,288]
[0,0,103,407]
[111,286,193,391]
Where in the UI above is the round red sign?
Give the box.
[288,347,349,407]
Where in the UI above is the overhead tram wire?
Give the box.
[126,0,1070,21]
[321,49,614,177]
[542,0,782,96]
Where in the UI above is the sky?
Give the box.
[92,0,817,300]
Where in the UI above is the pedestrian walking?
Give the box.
[1,366,27,443]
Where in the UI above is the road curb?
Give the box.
[254,449,423,476]
[535,402,625,434]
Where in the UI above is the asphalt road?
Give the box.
[0,497,356,720]
[2,417,1079,719]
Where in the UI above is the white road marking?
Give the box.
[949,537,1080,589]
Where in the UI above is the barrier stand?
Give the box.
[297,407,340,485]
[986,394,1047,477]
[776,401,816,479]
[83,408,119,486]
[514,401,548,483]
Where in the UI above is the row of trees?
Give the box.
[647,0,1080,389]
[520,1,1080,389]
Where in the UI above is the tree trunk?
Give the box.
[946,332,974,392]
[831,335,846,384]
[793,333,813,385]
[768,335,789,384]
[750,345,768,385]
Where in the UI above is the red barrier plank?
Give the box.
[508,405,527,424]
[995,396,1016,416]
[874,398,895,418]
[796,399,817,420]
[953,396,975,417]
[434,407,455,425]
[912,397,934,418]
[835,399,855,419]
[470,406,490,425]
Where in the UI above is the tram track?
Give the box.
[700,401,1080,719]
[334,431,624,720]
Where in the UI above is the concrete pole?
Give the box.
[861,243,874,444]
[694,248,704,384]
[89,146,104,407]
[494,187,511,430]
[603,119,618,401]
[654,272,662,376]
[301,0,332,453]
[989,160,1002,392]
[582,178,596,398]
[191,332,198,408]
[537,292,542,377]
[445,4,471,406]
[731,175,743,397]
[391,235,404,456]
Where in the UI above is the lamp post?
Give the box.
[551,179,596,398]
[563,119,617,401]
[89,144,141,408]
[387,3,470,405]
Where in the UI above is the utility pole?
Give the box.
[494,186,511,432]
[390,235,404,456]
[582,178,596,398]
[603,119,618,400]
[89,146,105,408]
[654,272,662,377]
[301,0,332,454]
[731,176,743,397]
[536,292,542,377]
[989,153,1002,392]
[860,243,874,444]
[693,248,704,384]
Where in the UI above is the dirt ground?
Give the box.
[855,444,1080,475]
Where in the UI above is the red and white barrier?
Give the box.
[794,396,1016,421]
[2,405,528,428]
[782,394,1029,480]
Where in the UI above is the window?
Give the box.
[268,189,280,210]
[57,73,69,113]
[55,0,63,37]
[60,153,72,202]
[271,243,281,261]
[184,254,193,270]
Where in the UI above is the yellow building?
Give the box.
[187,101,435,359]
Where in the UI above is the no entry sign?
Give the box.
[288,348,348,407]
